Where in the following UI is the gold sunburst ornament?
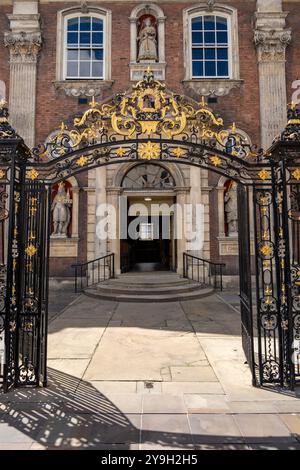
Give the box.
[210,156,222,167]
[116,147,127,157]
[260,244,273,257]
[25,244,37,257]
[76,155,88,167]
[173,147,185,158]
[258,170,270,181]
[292,168,300,181]
[26,169,39,181]
[139,142,160,160]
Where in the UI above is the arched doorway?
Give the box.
[0,70,299,393]
[120,163,177,272]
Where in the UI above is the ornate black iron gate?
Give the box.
[0,70,299,392]
[237,184,256,385]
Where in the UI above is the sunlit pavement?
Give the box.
[1,290,300,450]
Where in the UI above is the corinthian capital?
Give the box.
[4,31,42,63]
[254,28,291,62]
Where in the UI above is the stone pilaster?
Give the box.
[254,1,291,148]
[4,1,41,148]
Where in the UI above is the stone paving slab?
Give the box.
[188,414,243,444]
[234,414,296,444]
[184,394,230,414]
[170,366,218,382]
[142,395,186,414]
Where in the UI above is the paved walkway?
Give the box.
[1,290,300,449]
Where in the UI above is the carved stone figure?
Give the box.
[137,18,157,62]
[51,182,72,238]
[224,182,238,236]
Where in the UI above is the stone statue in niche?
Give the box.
[224,181,238,236]
[137,17,158,62]
[51,182,72,238]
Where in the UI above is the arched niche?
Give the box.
[49,176,80,258]
[129,3,166,81]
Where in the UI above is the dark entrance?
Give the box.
[125,215,171,272]
[0,70,300,392]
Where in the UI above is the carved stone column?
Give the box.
[254,2,291,148]
[4,2,41,148]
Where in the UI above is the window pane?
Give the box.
[205,48,215,59]
[204,16,215,30]
[67,50,78,60]
[216,16,227,31]
[205,61,216,76]
[217,31,228,44]
[67,61,78,77]
[192,32,203,45]
[80,49,91,60]
[217,61,229,76]
[79,61,90,77]
[92,18,103,31]
[92,49,103,60]
[80,32,90,45]
[92,32,103,45]
[92,61,103,77]
[192,61,203,77]
[204,31,215,44]
[68,18,78,32]
[80,17,91,31]
[192,17,202,31]
[192,48,203,60]
[217,48,228,60]
[67,32,78,46]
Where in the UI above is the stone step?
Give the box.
[94,282,204,296]
[84,286,214,303]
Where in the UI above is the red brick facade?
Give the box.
[1,1,299,278]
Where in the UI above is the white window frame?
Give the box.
[190,13,232,79]
[183,4,239,81]
[56,6,111,81]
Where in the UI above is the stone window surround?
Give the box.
[54,5,113,98]
[182,4,242,97]
[129,3,166,81]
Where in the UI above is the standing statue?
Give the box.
[51,182,72,238]
[224,182,238,236]
[137,17,158,62]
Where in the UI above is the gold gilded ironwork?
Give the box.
[210,156,222,167]
[172,147,186,158]
[47,69,235,152]
[26,169,39,181]
[260,244,273,257]
[0,169,6,179]
[25,244,37,257]
[139,142,160,160]
[116,147,127,157]
[76,155,89,167]
[258,170,270,181]
[292,168,300,181]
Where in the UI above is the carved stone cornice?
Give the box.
[4,31,42,64]
[254,29,291,62]
[53,80,114,98]
[182,79,243,97]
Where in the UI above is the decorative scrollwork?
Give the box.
[262,360,280,382]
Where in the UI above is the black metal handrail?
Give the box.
[183,253,225,291]
[72,253,115,293]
